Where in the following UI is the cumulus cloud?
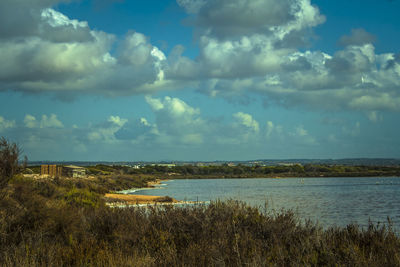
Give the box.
[173,0,400,114]
[0,1,168,97]
[0,0,72,40]
[339,28,376,46]
[24,114,64,128]
[1,0,399,117]
[177,0,324,40]
[289,125,318,145]
[24,115,38,129]
[40,114,64,128]
[145,96,205,145]
[172,0,325,81]
[10,96,388,159]
[115,117,157,142]
[266,121,274,138]
[233,112,260,133]
[197,43,400,112]
[294,125,308,136]
[87,116,127,142]
[0,116,16,132]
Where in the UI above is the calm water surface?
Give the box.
[130,177,400,229]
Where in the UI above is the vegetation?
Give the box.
[1,138,400,266]
[27,162,400,180]
[0,137,21,190]
[81,163,400,179]
[0,182,399,266]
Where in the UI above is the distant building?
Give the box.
[277,163,300,166]
[62,165,87,178]
[151,163,176,168]
[40,164,86,178]
[41,165,62,177]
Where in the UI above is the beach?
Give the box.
[104,193,178,205]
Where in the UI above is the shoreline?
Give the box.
[160,174,400,179]
[104,193,178,205]
[147,178,169,187]
[104,175,400,206]
[105,179,173,205]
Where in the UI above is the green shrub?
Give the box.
[63,188,103,208]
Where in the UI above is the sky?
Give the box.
[0,0,399,161]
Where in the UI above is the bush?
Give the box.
[0,137,21,190]
[63,187,103,208]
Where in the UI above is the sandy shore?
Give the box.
[104,193,178,205]
[147,179,168,187]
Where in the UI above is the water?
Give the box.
[130,177,400,229]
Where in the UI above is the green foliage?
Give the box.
[79,163,400,180]
[102,163,400,178]
[63,187,103,208]
[0,137,21,190]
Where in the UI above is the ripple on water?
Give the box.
[133,177,400,230]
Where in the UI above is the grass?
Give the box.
[0,175,399,266]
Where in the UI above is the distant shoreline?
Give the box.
[158,173,400,179]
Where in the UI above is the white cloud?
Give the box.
[172,1,400,114]
[145,96,205,145]
[139,117,150,126]
[24,114,38,128]
[0,1,170,97]
[115,117,157,142]
[196,43,400,112]
[265,120,283,140]
[108,115,127,127]
[266,121,274,138]
[172,0,325,82]
[41,8,88,29]
[23,113,63,128]
[177,0,206,13]
[295,125,308,137]
[9,95,397,160]
[178,0,324,40]
[0,116,16,132]
[289,125,318,145]
[233,112,260,133]
[0,0,399,117]
[40,114,64,128]
[87,115,127,143]
[145,96,164,111]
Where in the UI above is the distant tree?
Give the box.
[0,137,21,189]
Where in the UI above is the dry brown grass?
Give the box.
[104,193,177,204]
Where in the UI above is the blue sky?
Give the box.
[0,0,399,161]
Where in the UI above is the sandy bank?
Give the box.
[147,179,169,188]
[105,193,178,205]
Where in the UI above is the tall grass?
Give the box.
[0,177,399,266]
